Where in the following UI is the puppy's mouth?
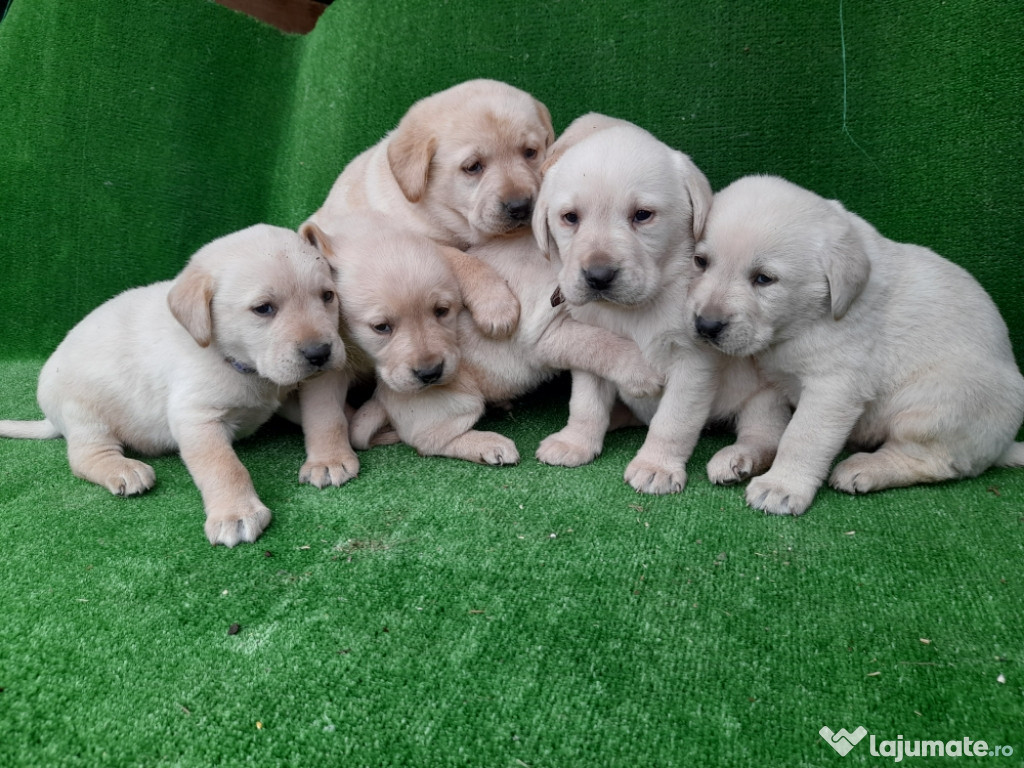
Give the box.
[691,315,761,356]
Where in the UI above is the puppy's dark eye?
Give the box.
[693,254,709,270]
[434,306,450,319]
[752,273,776,286]
[633,209,654,224]
[252,303,276,317]
[372,322,393,335]
[322,290,335,304]
[562,211,579,225]
[524,147,538,160]
[463,161,483,175]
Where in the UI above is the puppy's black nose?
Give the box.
[505,198,533,221]
[302,343,332,367]
[414,362,444,386]
[695,316,727,341]
[583,265,618,291]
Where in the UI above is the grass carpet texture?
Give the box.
[1,1,1022,765]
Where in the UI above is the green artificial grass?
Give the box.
[1,1,1022,765]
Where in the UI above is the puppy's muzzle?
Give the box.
[583,265,618,292]
[414,362,445,386]
[302,343,333,368]
[695,315,728,342]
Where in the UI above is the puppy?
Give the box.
[532,117,790,494]
[687,174,1024,515]
[300,214,663,465]
[0,225,344,546]
[307,78,556,338]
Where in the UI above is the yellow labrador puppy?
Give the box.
[687,175,1024,515]
[301,214,663,465]
[307,78,556,338]
[0,225,344,546]
[533,117,790,494]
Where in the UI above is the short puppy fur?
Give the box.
[0,225,344,546]
[302,214,663,466]
[533,117,790,494]
[307,78,557,339]
[687,174,1024,515]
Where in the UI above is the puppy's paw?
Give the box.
[707,444,757,485]
[616,363,665,400]
[467,283,520,339]
[476,433,520,466]
[624,456,687,495]
[300,451,360,488]
[829,453,887,494]
[204,498,272,547]
[746,472,817,516]
[536,431,601,468]
[102,459,156,497]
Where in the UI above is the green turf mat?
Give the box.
[1,1,1022,765]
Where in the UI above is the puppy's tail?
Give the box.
[995,441,1024,468]
[0,419,62,440]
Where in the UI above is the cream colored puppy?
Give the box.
[301,214,663,465]
[533,117,790,494]
[687,174,1024,515]
[307,78,556,338]
[0,225,344,546]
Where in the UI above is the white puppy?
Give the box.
[0,225,344,546]
[301,214,662,465]
[687,175,1024,515]
[307,78,556,339]
[533,118,790,494]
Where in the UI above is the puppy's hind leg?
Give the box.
[830,441,963,494]
[57,401,155,495]
[64,423,156,497]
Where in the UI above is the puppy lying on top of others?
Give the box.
[0,225,344,546]
[687,175,1024,515]
[300,213,663,465]
[532,114,791,494]
[306,78,557,341]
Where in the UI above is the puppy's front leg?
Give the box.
[624,359,718,494]
[442,248,520,338]
[174,419,271,547]
[745,384,864,515]
[536,371,617,467]
[536,318,663,398]
[298,369,359,487]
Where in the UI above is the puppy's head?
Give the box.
[301,214,463,394]
[167,224,344,386]
[686,175,872,356]
[532,120,712,308]
[386,79,554,246]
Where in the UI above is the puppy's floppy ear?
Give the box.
[167,262,215,347]
[533,98,556,149]
[531,182,559,262]
[674,151,714,241]
[387,119,437,203]
[820,201,871,320]
[299,221,334,257]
